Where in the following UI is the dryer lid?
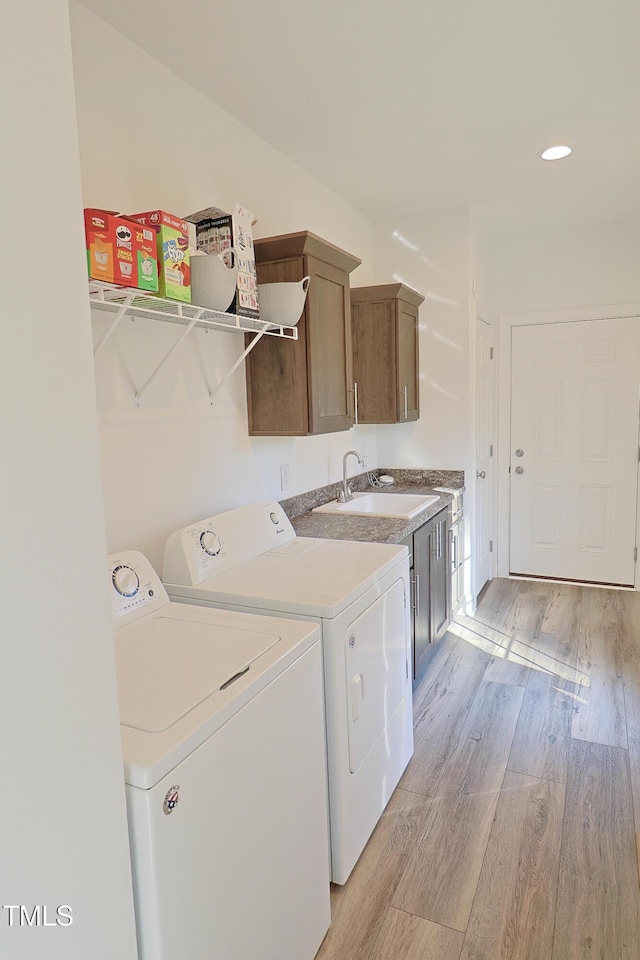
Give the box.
[116,616,279,733]
[166,537,408,619]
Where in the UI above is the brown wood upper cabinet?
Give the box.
[245,231,361,436]
[351,283,424,424]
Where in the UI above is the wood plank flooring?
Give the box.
[315,578,640,960]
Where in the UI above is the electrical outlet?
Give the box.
[280,463,290,491]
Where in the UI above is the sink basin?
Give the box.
[312,492,440,520]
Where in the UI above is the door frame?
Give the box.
[497,301,640,587]
[473,313,497,600]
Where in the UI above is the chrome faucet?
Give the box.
[338,450,364,503]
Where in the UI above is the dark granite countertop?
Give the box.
[281,468,464,545]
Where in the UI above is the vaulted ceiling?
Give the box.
[77,0,640,237]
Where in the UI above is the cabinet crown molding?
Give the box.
[351,283,425,308]
[255,231,362,274]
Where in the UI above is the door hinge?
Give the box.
[406,660,409,680]
[638,446,640,463]
[489,444,494,457]
[489,347,494,360]
[489,540,494,553]
[635,546,638,562]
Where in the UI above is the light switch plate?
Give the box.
[280,463,290,491]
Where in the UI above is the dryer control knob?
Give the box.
[112,565,139,598]
[200,531,222,557]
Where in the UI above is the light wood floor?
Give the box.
[316,578,640,960]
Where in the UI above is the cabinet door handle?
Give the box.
[414,573,420,616]
[449,528,456,569]
[403,385,408,420]
[354,381,359,425]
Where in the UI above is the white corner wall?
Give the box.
[1,3,137,958]
[372,209,472,474]
[69,2,379,569]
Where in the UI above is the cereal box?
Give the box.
[84,208,158,292]
[184,204,259,318]
[129,209,191,302]
[121,219,159,293]
[85,208,116,284]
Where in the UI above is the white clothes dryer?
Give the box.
[109,550,330,960]
[162,500,414,884]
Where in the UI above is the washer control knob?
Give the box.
[200,531,222,557]
[269,512,279,525]
[112,565,139,598]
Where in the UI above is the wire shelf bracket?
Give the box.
[88,280,297,404]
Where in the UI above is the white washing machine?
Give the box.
[162,500,414,885]
[109,550,331,960]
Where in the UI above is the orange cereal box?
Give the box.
[84,209,158,292]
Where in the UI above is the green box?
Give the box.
[129,210,191,302]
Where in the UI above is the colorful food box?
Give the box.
[129,209,191,302]
[84,208,158,292]
[184,204,259,318]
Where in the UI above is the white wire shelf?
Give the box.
[89,280,297,405]
[88,280,298,339]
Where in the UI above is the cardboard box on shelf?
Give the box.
[185,204,259,318]
[84,208,158,292]
[129,209,191,302]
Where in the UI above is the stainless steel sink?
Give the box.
[312,492,440,520]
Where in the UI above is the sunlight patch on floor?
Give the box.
[450,615,589,688]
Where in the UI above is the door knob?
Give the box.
[515,466,524,474]
[476,470,486,479]
[515,448,524,457]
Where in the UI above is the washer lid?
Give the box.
[114,602,321,790]
[116,616,279,733]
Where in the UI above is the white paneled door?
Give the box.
[510,318,640,585]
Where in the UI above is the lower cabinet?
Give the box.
[402,507,451,684]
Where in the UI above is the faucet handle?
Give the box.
[337,483,351,503]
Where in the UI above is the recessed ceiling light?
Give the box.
[539,145,572,161]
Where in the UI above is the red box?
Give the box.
[84,208,158,291]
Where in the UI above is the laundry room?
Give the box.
[6,2,640,959]
[69,2,475,574]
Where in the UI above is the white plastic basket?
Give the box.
[257,276,310,326]
[190,250,238,312]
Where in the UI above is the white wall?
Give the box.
[372,209,472,473]
[492,218,640,316]
[70,2,379,569]
[1,3,138,957]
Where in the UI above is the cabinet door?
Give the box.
[352,300,396,423]
[397,301,419,422]
[430,513,451,644]
[307,258,354,434]
[412,522,432,682]
[245,255,309,436]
